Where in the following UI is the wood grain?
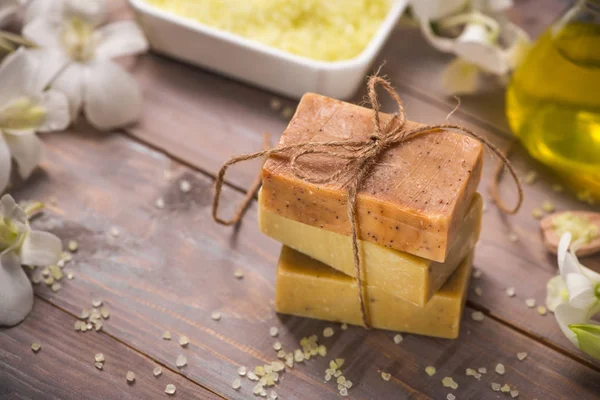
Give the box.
[8,128,600,399]
[0,298,218,399]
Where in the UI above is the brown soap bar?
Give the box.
[262,93,483,262]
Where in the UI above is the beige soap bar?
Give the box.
[262,93,483,262]
[275,247,473,339]
[260,191,482,306]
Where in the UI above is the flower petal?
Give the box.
[19,230,62,266]
[22,18,62,49]
[3,130,43,179]
[0,133,11,193]
[419,19,457,52]
[84,60,142,131]
[52,63,86,121]
[411,0,469,21]
[26,48,70,94]
[95,20,149,60]
[453,24,508,75]
[500,22,531,70]
[558,232,582,277]
[64,0,107,27]
[37,90,70,132]
[546,275,568,312]
[24,0,64,25]
[569,324,600,360]
[0,49,35,108]
[441,57,480,95]
[0,194,26,223]
[555,303,590,347]
[472,0,513,13]
[565,273,596,309]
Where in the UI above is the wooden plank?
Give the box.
[10,129,600,399]
[0,298,217,399]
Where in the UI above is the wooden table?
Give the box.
[2,1,599,399]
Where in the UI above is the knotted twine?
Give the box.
[212,74,523,329]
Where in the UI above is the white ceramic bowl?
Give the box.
[128,0,408,100]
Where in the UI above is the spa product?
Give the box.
[260,191,482,306]
[275,247,473,339]
[143,0,391,62]
[261,93,483,262]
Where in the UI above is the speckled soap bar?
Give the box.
[275,247,473,339]
[261,93,483,262]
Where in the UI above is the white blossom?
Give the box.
[409,0,531,94]
[548,233,600,360]
[0,48,70,193]
[0,194,62,326]
[23,0,149,131]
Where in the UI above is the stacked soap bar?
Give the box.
[260,93,484,339]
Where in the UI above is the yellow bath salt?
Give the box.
[143,0,391,61]
[275,247,474,339]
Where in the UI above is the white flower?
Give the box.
[0,194,62,326]
[409,0,531,94]
[0,0,22,28]
[23,0,149,131]
[0,48,70,193]
[550,232,600,360]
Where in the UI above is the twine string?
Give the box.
[212,74,523,329]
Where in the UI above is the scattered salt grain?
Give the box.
[162,331,171,340]
[179,180,191,193]
[381,372,391,381]
[153,366,162,377]
[211,311,222,321]
[269,327,279,337]
[491,382,501,392]
[525,298,536,308]
[176,355,187,368]
[232,378,241,390]
[126,371,135,383]
[341,323,348,330]
[495,363,505,375]
[234,268,244,279]
[31,343,41,353]
[393,334,403,344]
[67,240,78,252]
[323,327,334,337]
[238,366,247,376]
[442,377,458,389]
[165,383,176,395]
[447,394,456,400]
[506,287,516,297]
[425,366,436,376]
[473,268,482,279]
[517,352,528,361]
[537,306,547,315]
[155,197,165,209]
[178,335,189,347]
[471,311,485,321]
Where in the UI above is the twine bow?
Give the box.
[212,74,523,329]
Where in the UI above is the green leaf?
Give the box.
[570,324,600,360]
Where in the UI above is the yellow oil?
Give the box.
[506,23,600,203]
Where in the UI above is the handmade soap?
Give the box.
[260,192,481,306]
[275,247,473,338]
[261,93,483,262]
